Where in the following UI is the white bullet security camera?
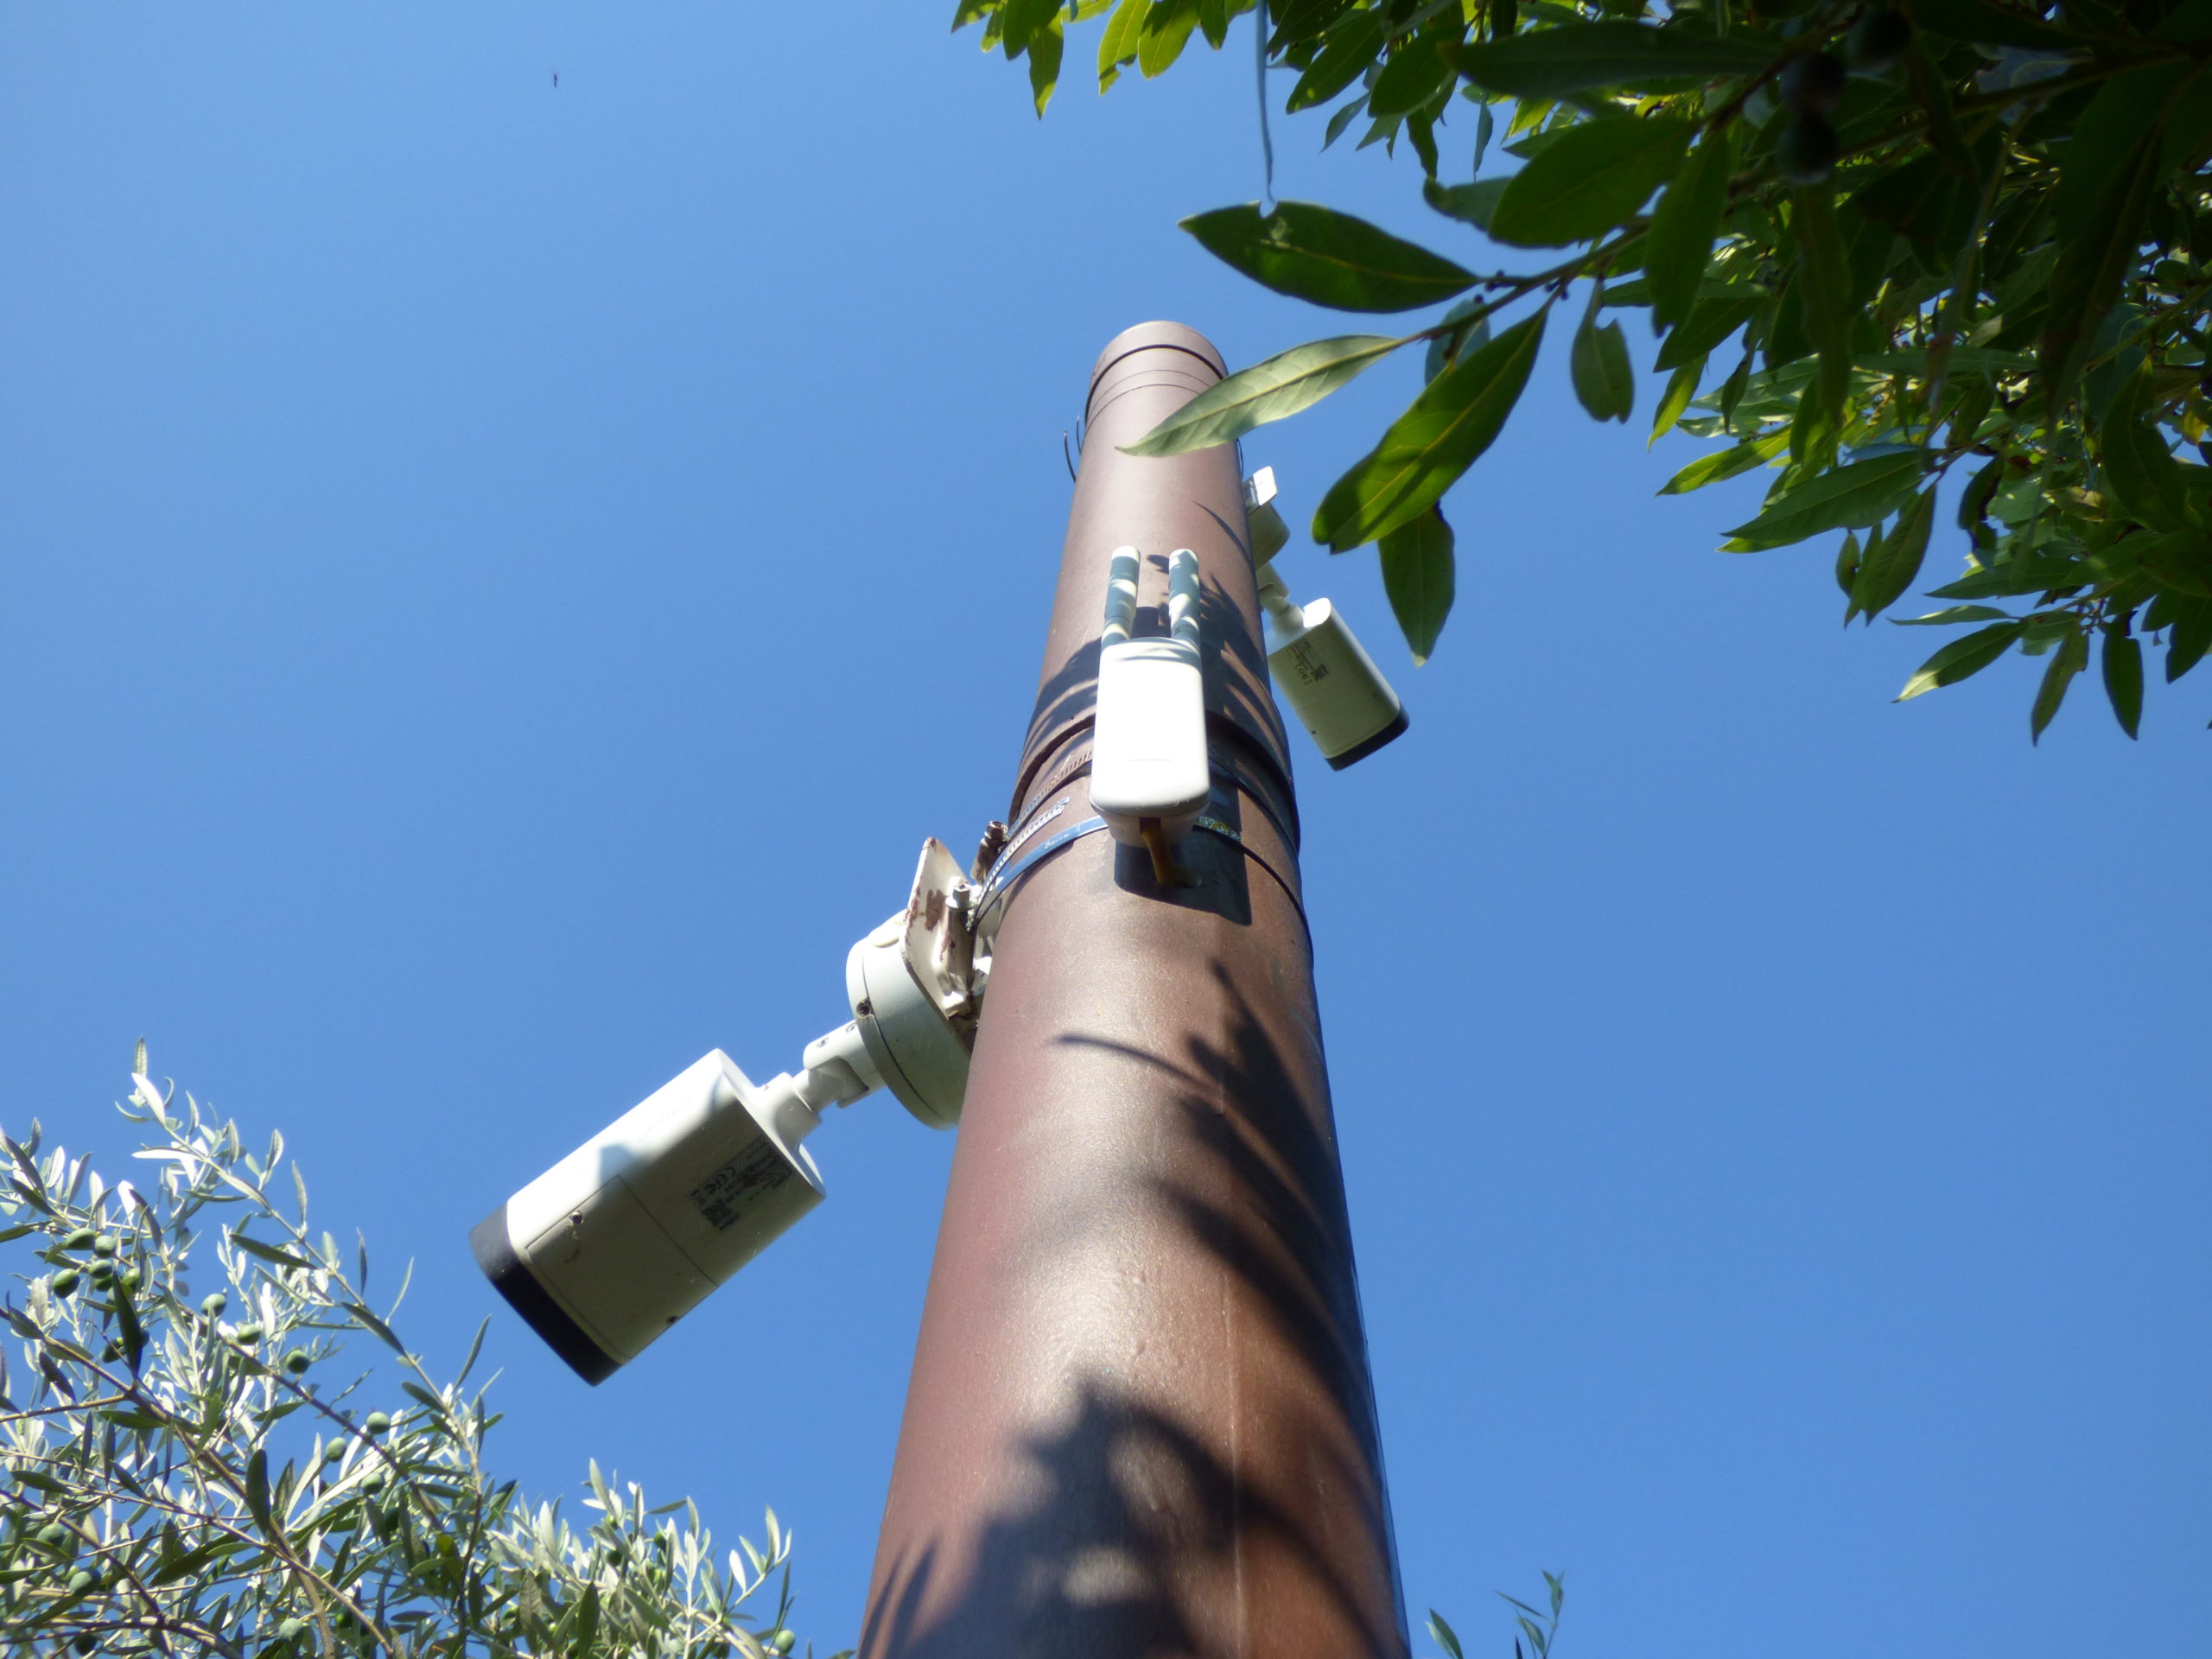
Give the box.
[1245,468,1408,770]
[472,840,981,1382]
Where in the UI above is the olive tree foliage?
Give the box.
[0,1067,827,1659]
[963,0,2212,739]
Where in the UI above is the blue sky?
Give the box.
[3,4,2207,1655]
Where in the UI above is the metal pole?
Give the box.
[859,323,1407,1659]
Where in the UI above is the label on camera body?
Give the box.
[690,1137,797,1231]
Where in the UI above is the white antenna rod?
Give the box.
[1166,549,1200,647]
[1102,547,1141,646]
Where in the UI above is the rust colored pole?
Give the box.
[859,323,1408,1659]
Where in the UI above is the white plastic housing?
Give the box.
[1091,546,1209,846]
[1244,467,1291,565]
[471,1051,825,1382]
[844,838,976,1129]
[1261,588,1408,770]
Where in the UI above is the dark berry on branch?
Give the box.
[1782,52,1847,115]
[1776,116,1840,185]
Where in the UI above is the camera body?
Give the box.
[474,840,980,1382]
[471,1050,824,1382]
[1246,469,1408,770]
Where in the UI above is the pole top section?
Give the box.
[1085,321,1226,422]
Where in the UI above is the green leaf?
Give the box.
[1904,32,1976,182]
[1841,519,1879,622]
[1268,0,1347,50]
[1849,487,1935,620]
[1139,0,1203,77]
[1722,451,1926,549]
[1378,506,1456,664]
[1427,1611,1466,1659]
[1313,309,1548,550]
[1456,22,1770,99]
[1653,292,1761,371]
[1370,35,1457,118]
[997,0,1060,57]
[1287,7,1386,111]
[114,1288,147,1372]
[2031,626,2089,741]
[1657,427,1786,493]
[1649,354,1703,444]
[1488,116,1694,248]
[230,1230,317,1273]
[1791,185,1853,429]
[2138,529,2212,598]
[1645,132,1731,331]
[1896,621,2024,700]
[1098,0,1147,87]
[1422,176,1510,230]
[351,1302,407,1355]
[1957,453,2005,543]
[2166,596,2212,681]
[2102,627,2144,737]
[245,1449,275,1535]
[1892,604,2013,626]
[1570,308,1635,423]
[2100,365,2192,532]
[2052,64,2190,245]
[1323,94,1369,149]
[1121,334,1403,456]
[1028,16,1065,114]
[2040,131,2161,416]
[1927,552,2092,600]
[1181,201,1476,312]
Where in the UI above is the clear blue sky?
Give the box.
[4,5,2207,1655]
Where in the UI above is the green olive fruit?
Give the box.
[772,1630,798,1653]
[1846,7,1911,71]
[1780,51,1846,115]
[67,1568,98,1594]
[37,1523,69,1549]
[52,1269,81,1297]
[1775,115,1840,185]
[323,1440,347,1463]
[92,1236,118,1258]
[62,1228,98,1250]
[361,1470,389,1494]
[284,1350,312,1374]
[200,1292,227,1316]
[232,1322,262,1343]
[117,1268,142,1294]
[364,1411,391,1435]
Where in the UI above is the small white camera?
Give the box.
[1246,468,1408,770]
[472,840,981,1382]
